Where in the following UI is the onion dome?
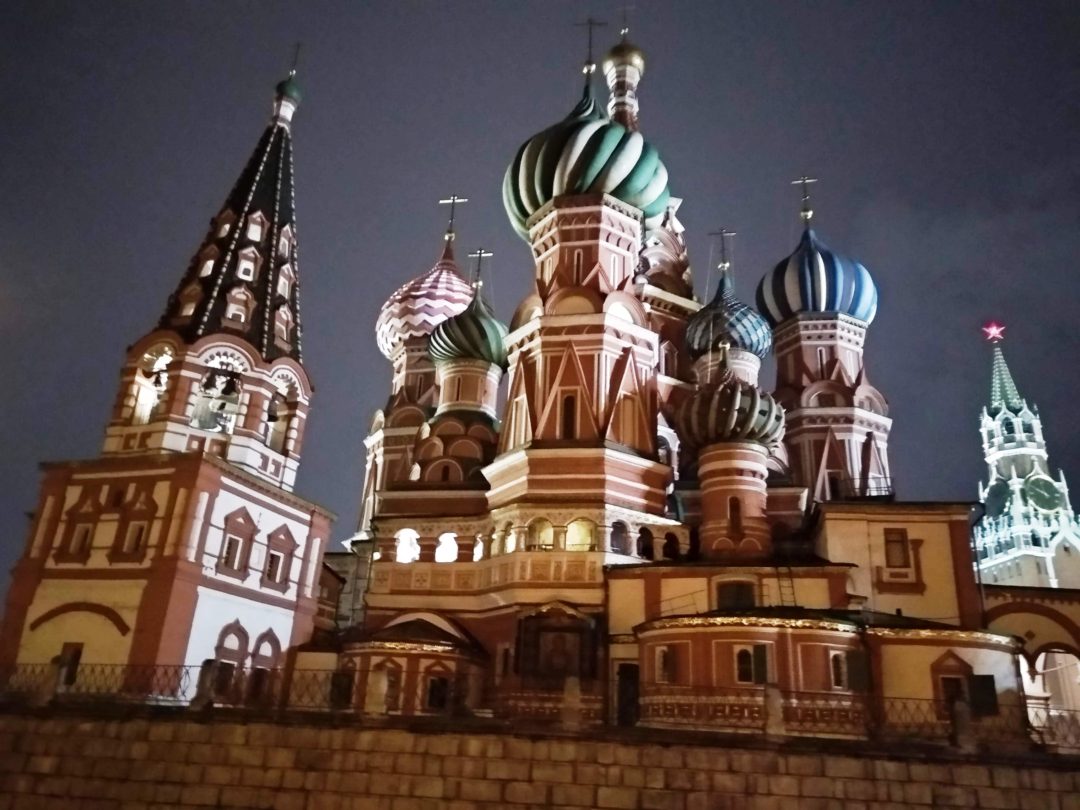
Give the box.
[375,242,474,359]
[685,269,772,360]
[602,40,646,75]
[275,73,302,104]
[502,84,671,241]
[428,286,509,369]
[755,228,878,327]
[674,370,785,450]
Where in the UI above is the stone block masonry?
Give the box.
[0,711,1077,809]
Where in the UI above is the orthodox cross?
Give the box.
[791,175,817,224]
[619,3,635,38]
[576,17,607,73]
[290,42,302,76]
[983,322,1006,343]
[708,228,737,271]
[468,248,493,286]
[439,195,468,241]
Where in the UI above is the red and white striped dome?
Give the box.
[375,243,474,359]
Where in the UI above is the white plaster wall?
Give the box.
[197,486,316,600]
[183,585,296,668]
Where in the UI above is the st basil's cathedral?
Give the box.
[1,32,1079,738]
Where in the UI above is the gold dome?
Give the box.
[602,39,646,75]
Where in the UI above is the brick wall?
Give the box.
[0,711,1077,809]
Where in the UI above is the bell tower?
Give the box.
[0,73,333,675]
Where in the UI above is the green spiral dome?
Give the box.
[428,290,509,369]
[502,85,671,241]
[674,372,785,451]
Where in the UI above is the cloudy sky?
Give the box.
[2,1,1078,581]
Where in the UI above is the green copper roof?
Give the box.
[502,84,671,241]
[428,288,509,369]
[276,74,302,104]
[990,345,1024,414]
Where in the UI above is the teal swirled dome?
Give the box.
[674,371,785,450]
[502,85,671,241]
[685,270,772,360]
[428,287,509,369]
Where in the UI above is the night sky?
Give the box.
[2,2,1079,585]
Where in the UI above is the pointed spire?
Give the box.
[158,72,306,362]
[990,345,1024,413]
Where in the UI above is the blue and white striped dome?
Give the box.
[685,270,772,360]
[755,228,878,327]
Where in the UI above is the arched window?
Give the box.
[573,250,583,283]
[394,529,421,564]
[561,394,576,439]
[736,648,754,683]
[610,522,629,554]
[729,497,743,535]
[472,537,485,562]
[637,528,654,560]
[434,533,458,563]
[527,519,554,551]
[190,364,243,434]
[566,519,596,551]
[131,347,173,425]
[662,533,679,560]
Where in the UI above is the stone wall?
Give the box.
[0,710,1077,810]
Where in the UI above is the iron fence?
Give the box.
[1,662,1078,753]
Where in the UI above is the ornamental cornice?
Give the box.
[351,640,459,653]
[865,627,1018,648]
[637,615,859,634]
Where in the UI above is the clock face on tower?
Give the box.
[1024,475,1063,511]
[984,480,1010,517]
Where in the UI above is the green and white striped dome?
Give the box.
[502,85,671,241]
[428,289,509,369]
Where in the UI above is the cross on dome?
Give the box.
[575,17,607,75]
[438,195,468,242]
[792,176,817,225]
[468,248,493,286]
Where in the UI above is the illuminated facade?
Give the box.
[973,329,1080,715]
[335,38,1046,728]
[0,75,333,679]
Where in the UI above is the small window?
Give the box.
[717,582,755,609]
[222,535,243,570]
[735,644,768,685]
[237,258,256,281]
[246,219,263,242]
[656,646,676,684]
[217,222,231,238]
[71,524,92,555]
[277,275,290,298]
[884,529,911,568]
[265,551,284,583]
[561,394,576,439]
[123,523,147,555]
[830,651,847,689]
[573,250,583,283]
[426,676,449,710]
[968,674,999,717]
[199,259,215,277]
[180,301,196,317]
[226,304,247,323]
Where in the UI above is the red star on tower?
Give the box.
[982,322,1006,343]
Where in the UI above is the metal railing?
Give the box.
[1,662,1078,753]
